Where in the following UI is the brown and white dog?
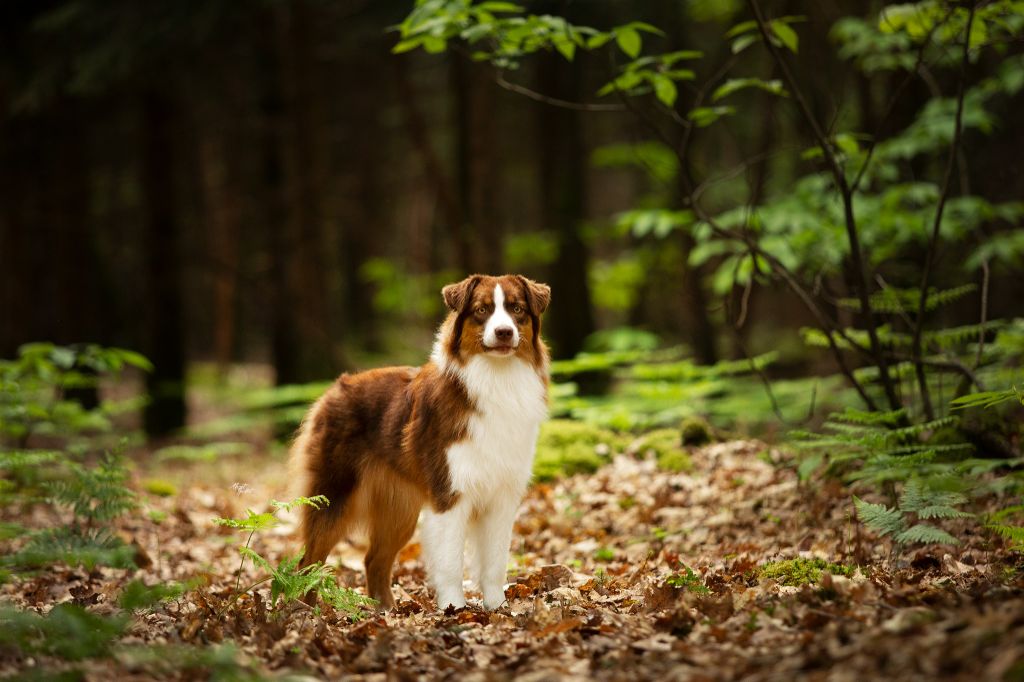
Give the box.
[289,274,550,610]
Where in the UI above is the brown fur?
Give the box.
[291,274,550,608]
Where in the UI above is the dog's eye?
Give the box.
[512,304,524,314]
[476,305,488,316]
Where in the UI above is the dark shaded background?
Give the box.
[2,0,1021,436]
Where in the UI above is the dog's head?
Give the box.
[440,274,550,365]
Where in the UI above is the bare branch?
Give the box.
[494,73,625,112]
[910,1,977,421]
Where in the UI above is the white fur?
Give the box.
[482,284,519,349]
[421,349,547,610]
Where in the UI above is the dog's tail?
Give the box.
[289,398,343,568]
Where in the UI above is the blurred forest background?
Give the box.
[3,2,1024,678]
[1,0,1021,439]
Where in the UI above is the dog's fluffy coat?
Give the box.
[289,274,550,609]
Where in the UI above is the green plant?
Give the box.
[665,565,710,594]
[213,496,375,620]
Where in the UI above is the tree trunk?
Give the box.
[536,54,595,359]
[142,91,187,437]
[452,57,501,273]
[265,1,339,385]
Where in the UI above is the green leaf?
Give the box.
[475,1,523,12]
[731,34,758,53]
[392,38,422,54]
[652,75,677,107]
[616,28,642,58]
[724,20,757,39]
[771,20,799,53]
[711,78,787,102]
[688,105,736,127]
[553,36,576,61]
[421,35,447,53]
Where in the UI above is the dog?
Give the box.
[289,274,550,610]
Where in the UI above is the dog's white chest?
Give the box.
[445,356,547,509]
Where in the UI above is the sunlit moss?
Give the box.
[680,416,713,446]
[533,419,626,481]
[758,558,854,586]
[633,428,693,472]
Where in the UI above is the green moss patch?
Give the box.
[758,558,855,586]
[633,429,693,473]
[533,420,626,481]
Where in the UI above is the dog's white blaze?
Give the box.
[482,283,519,349]
[420,352,547,610]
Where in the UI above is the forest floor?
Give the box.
[3,437,1024,681]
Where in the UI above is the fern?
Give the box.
[988,524,1024,551]
[3,526,136,570]
[894,524,959,546]
[237,548,375,620]
[854,496,905,537]
[836,283,977,313]
[45,456,137,523]
[0,604,128,661]
[212,510,280,533]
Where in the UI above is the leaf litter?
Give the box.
[3,438,1024,679]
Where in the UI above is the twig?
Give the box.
[973,259,990,371]
[747,0,901,411]
[910,1,976,421]
[495,73,625,111]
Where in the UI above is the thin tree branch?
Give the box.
[747,0,901,411]
[910,1,976,421]
[495,73,625,111]
[973,259,990,371]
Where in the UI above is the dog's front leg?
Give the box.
[471,496,520,610]
[421,503,470,610]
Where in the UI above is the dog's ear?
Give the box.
[442,275,482,313]
[517,276,551,315]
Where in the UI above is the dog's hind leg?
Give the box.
[364,470,423,609]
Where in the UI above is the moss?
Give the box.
[633,429,693,472]
[533,419,625,481]
[680,416,713,446]
[142,478,178,497]
[758,558,854,586]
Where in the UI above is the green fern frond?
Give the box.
[836,284,977,314]
[3,527,136,570]
[894,524,959,545]
[213,510,279,533]
[915,505,973,519]
[987,524,1024,550]
[988,505,1024,523]
[269,495,330,513]
[854,496,905,537]
[828,407,906,426]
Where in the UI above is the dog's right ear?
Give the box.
[442,275,481,313]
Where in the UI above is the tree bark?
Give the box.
[452,57,501,273]
[141,91,187,437]
[536,54,595,359]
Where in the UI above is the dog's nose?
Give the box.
[495,326,514,341]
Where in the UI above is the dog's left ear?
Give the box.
[517,276,551,315]
[442,275,482,313]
